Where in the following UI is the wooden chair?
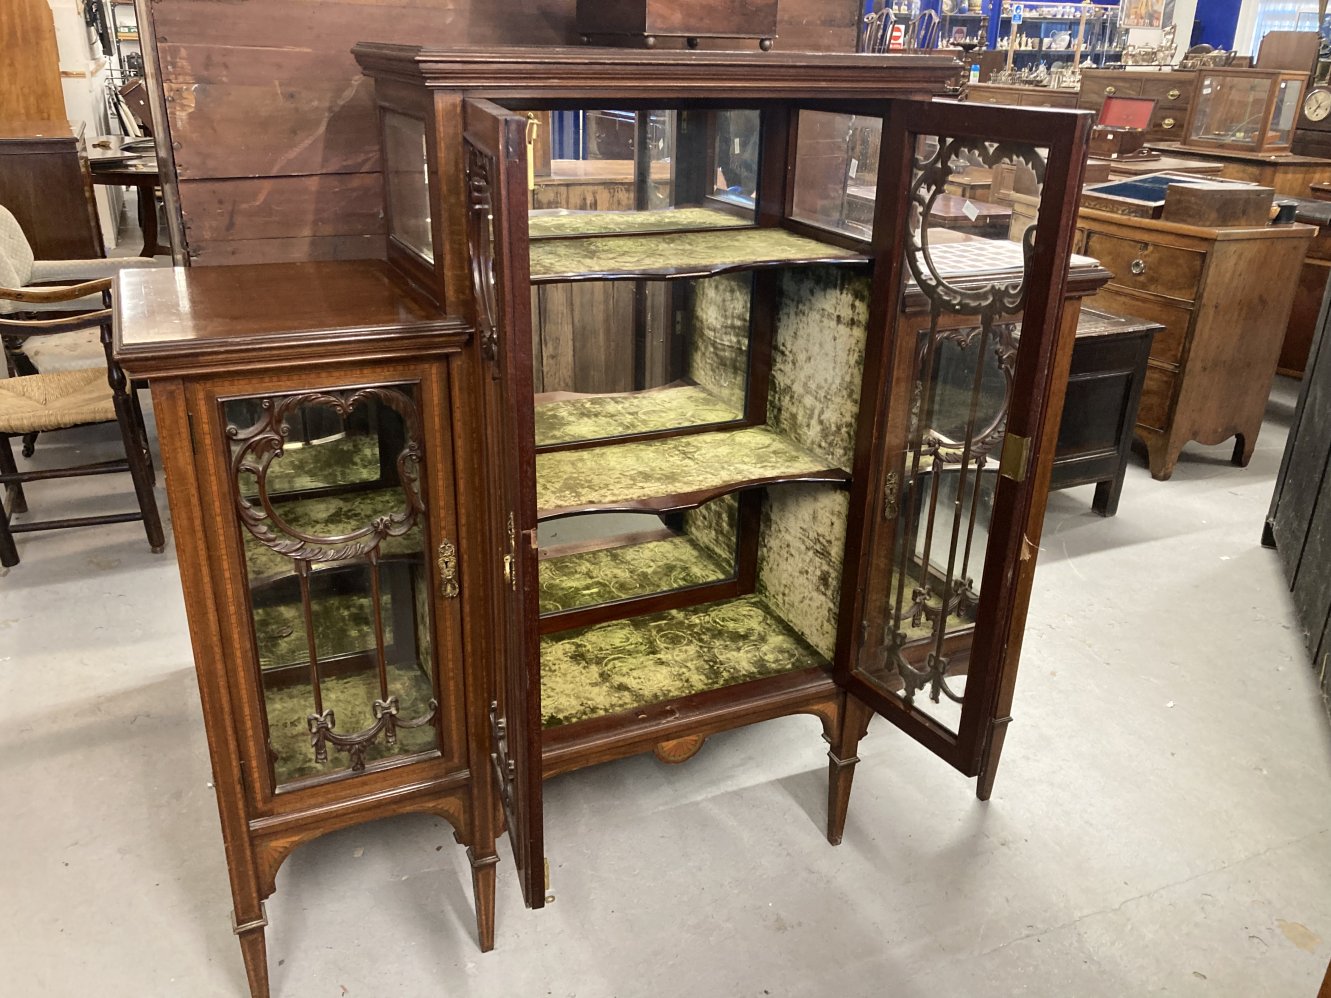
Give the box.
[0,287,164,568]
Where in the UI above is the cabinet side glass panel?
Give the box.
[855,134,1050,735]
[383,110,435,264]
[222,384,442,790]
[790,111,883,239]
[524,108,757,234]
[1188,73,1275,150]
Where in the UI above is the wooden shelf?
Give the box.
[539,594,827,727]
[535,424,847,519]
[529,206,746,239]
[529,226,866,283]
[535,382,743,448]
[540,531,732,617]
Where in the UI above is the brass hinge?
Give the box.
[525,113,539,192]
[186,410,198,455]
[437,539,460,599]
[544,856,555,904]
[999,433,1031,484]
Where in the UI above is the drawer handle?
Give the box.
[1168,88,1181,100]
[1105,85,1117,96]
[1130,259,1147,276]
[1162,117,1177,129]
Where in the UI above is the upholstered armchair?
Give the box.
[0,204,157,375]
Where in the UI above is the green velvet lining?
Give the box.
[534,384,741,447]
[529,228,864,282]
[261,435,383,494]
[265,662,438,786]
[540,534,732,615]
[253,588,394,669]
[688,274,752,412]
[535,426,843,516]
[539,595,826,727]
[529,207,747,238]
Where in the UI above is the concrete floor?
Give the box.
[2,218,1329,995]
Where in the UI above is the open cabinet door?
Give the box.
[840,99,1093,800]
[463,98,545,908]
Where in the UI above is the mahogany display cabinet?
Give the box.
[117,45,1106,996]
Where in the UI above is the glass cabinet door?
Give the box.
[463,97,546,911]
[838,99,1092,791]
[219,380,449,793]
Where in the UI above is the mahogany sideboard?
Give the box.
[0,119,104,258]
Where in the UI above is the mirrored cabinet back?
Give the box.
[114,46,1106,996]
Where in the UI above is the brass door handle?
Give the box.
[438,540,460,599]
[1162,117,1177,129]
[1105,85,1117,96]
[1130,259,1147,276]
[1168,88,1181,100]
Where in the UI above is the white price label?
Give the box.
[849,157,859,179]
[962,199,980,222]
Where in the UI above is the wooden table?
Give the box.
[90,157,161,257]
[1147,143,1331,196]
[1095,153,1225,180]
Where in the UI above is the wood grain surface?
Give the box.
[148,0,859,265]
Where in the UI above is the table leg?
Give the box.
[138,180,160,257]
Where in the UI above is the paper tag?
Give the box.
[849,157,859,179]
[962,199,980,222]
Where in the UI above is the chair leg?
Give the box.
[113,395,165,555]
[21,431,38,459]
[130,386,156,487]
[0,435,23,567]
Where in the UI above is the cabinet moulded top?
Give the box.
[352,43,961,102]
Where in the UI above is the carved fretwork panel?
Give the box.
[222,384,444,789]
[855,128,1053,738]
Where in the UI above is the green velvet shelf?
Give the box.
[529,206,747,238]
[534,383,743,448]
[539,532,733,617]
[535,424,847,519]
[539,594,827,727]
[265,661,438,786]
[528,226,866,283]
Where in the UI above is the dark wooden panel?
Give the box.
[187,233,386,265]
[166,79,382,180]
[180,174,386,243]
[0,123,104,259]
[150,0,860,265]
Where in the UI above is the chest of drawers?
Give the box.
[1078,70,1195,145]
[1076,209,1314,480]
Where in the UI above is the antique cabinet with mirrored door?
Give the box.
[118,47,1108,998]
[355,41,1109,934]
[114,264,500,998]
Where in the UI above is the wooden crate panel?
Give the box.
[180,174,386,243]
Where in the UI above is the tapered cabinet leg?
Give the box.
[976,716,1012,802]
[234,908,270,998]
[467,847,499,953]
[826,694,873,846]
